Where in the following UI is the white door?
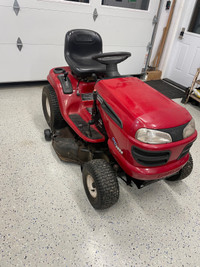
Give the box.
[0,0,159,82]
[166,0,200,87]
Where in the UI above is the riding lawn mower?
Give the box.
[42,29,197,209]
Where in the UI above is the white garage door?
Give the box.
[0,0,159,82]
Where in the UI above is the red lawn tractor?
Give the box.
[42,29,197,209]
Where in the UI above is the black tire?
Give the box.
[82,159,119,209]
[166,154,193,181]
[42,84,66,130]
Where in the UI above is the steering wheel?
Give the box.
[93,52,131,78]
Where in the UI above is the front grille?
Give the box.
[178,142,193,160]
[159,123,188,142]
[132,146,170,167]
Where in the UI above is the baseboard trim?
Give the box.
[163,78,187,92]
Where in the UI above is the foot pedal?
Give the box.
[69,114,102,140]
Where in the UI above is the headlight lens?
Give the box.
[135,128,172,144]
[183,118,195,139]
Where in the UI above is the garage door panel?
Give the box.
[17,8,93,45]
[17,0,92,12]
[0,7,19,43]
[5,7,153,46]
[96,18,154,47]
[0,0,159,82]
[0,0,13,6]
[95,3,153,76]
[0,44,66,82]
[97,9,152,19]
[96,1,159,68]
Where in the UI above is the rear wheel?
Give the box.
[42,84,66,130]
[166,154,193,181]
[82,159,119,209]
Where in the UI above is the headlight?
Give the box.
[135,128,172,144]
[183,118,195,139]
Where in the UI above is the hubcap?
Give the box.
[46,97,51,118]
[86,175,97,198]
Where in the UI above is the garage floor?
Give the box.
[0,84,200,267]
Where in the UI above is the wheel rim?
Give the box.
[46,97,51,118]
[86,174,97,198]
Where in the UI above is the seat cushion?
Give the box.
[65,29,106,77]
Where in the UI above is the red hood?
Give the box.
[95,77,192,131]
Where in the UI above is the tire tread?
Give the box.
[166,153,193,181]
[42,84,65,129]
[83,159,119,209]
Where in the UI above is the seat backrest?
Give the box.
[64,29,106,77]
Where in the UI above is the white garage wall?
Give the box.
[0,0,159,82]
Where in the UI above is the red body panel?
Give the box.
[95,77,197,180]
[48,68,197,181]
[95,77,192,131]
[48,67,105,143]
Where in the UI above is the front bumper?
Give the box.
[108,131,197,181]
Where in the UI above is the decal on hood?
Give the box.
[112,137,123,155]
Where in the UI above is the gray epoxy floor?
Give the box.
[0,84,200,267]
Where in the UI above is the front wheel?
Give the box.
[82,159,119,209]
[166,154,193,181]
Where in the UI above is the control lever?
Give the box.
[64,71,68,81]
[88,90,98,137]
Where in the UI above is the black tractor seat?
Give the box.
[65,29,106,78]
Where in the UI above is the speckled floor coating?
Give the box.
[0,84,200,267]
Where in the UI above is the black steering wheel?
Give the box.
[93,52,131,78]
